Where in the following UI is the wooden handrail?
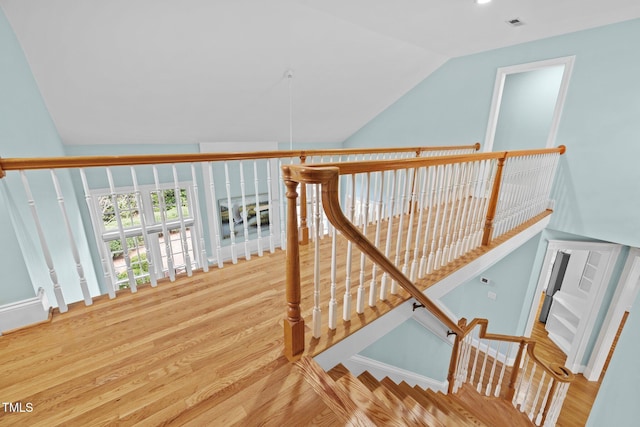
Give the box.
[283,164,465,345]
[0,143,481,174]
[282,146,566,360]
[456,318,574,394]
[282,145,565,177]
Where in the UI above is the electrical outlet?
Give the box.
[480,276,491,285]
[488,291,497,300]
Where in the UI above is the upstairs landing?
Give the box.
[0,211,597,426]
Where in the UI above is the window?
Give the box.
[93,183,199,290]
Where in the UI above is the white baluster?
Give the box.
[427,165,444,274]
[434,164,452,269]
[152,166,175,281]
[409,168,427,281]
[452,162,471,260]
[356,173,370,314]
[238,161,251,261]
[379,170,396,300]
[442,163,460,264]
[328,227,338,330]
[485,340,501,396]
[171,165,193,276]
[266,159,275,253]
[535,377,554,425]
[529,371,547,421]
[107,168,138,291]
[205,162,224,268]
[495,341,513,397]
[418,167,435,278]
[278,159,287,250]
[312,184,322,338]
[513,352,530,406]
[462,332,475,385]
[369,171,384,307]
[461,161,479,255]
[20,171,68,312]
[79,169,115,299]
[520,363,537,413]
[190,164,208,272]
[131,167,158,286]
[402,168,417,278]
[343,174,356,321]
[391,168,411,294]
[253,161,264,257]
[468,329,481,387]
[223,161,238,264]
[477,339,491,393]
[545,382,570,427]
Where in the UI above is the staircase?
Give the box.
[297,357,534,427]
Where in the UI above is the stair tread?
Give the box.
[331,365,411,426]
[455,383,534,427]
[317,364,534,427]
[435,391,493,427]
[380,377,445,427]
[357,372,432,426]
[400,383,476,427]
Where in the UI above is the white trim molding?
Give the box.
[483,56,575,152]
[0,287,51,335]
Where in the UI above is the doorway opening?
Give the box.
[484,56,575,152]
[523,239,621,377]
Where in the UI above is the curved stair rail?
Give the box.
[282,146,568,421]
[450,318,574,426]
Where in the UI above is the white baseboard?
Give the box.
[0,288,51,335]
[345,354,448,393]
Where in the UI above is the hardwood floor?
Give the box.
[0,237,602,426]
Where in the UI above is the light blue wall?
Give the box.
[587,287,640,427]
[359,318,452,381]
[440,233,542,336]
[0,10,99,306]
[492,66,564,151]
[345,18,640,248]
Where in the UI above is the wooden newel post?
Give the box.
[298,154,309,245]
[283,168,305,361]
[482,156,506,246]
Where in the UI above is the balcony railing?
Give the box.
[282,145,570,425]
[0,143,477,312]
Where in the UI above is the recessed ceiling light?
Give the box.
[476,0,492,4]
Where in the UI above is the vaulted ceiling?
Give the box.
[2,0,640,146]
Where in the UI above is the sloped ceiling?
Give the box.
[2,0,640,146]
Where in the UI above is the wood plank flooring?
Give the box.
[0,227,601,426]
